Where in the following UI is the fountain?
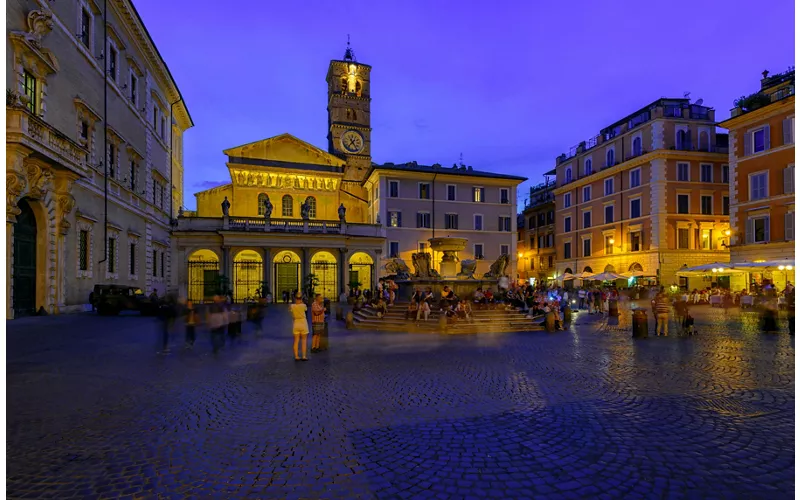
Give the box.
[427,237,467,278]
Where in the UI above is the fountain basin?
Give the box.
[428,237,468,277]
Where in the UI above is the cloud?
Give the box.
[194,180,228,189]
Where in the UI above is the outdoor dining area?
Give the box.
[676,259,795,308]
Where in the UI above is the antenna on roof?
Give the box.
[459,152,465,167]
[694,98,704,106]
[683,91,691,99]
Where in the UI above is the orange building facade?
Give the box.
[517,178,556,285]
[553,98,732,289]
[720,69,795,289]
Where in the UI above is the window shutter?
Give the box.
[764,125,771,150]
[784,167,794,194]
[744,132,751,156]
[785,213,794,240]
[397,212,402,227]
[765,216,770,242]
[783,118,793,145]
[745,219,754,244]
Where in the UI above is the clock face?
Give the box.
[341,130,364,154]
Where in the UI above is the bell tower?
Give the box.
[326,37,372,181]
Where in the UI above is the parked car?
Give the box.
[91,285,158,316]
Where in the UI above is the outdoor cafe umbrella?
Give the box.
[588,272,626,281]
[576,271,595,279]
[562,273,577,281]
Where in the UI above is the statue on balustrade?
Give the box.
[338,203,346,222]
[221,196,230,216]
[300,199,310,220]
[384,258,411,281]
[411,252,440,279]
[482,254,510,279]
[263,195,273,219]
[458,259,478,279]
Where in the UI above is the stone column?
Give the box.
[301,247,310,293]
[262,247,272,297]
[221,246,231,293]
[338,248,348,296]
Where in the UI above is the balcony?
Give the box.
[730,85,794,118]
[6,106,90,176]
[175,216,386,238]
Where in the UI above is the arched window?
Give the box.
[306,196,317,219]
[355,80,362,96]
[584,158,592,175]
[564,268,574,275]
[282,195,293,217]
[676,130,689,150]
[698,131,709,152]
[351,108,357,121]
[583,266,593,273]
[565,167,573,183]
[604,264,616,273]
[257,193,267,216]
[606,149,615,167]
[629,262,644,272]
[632,137,642,157]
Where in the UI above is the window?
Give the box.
[583,238,591,257]
[152,249,158,277]
[747,216,770,243]
[153,106,158,130]
[107,237,116,273]
[701,195,712,215]
[389,242,399,258]
[606,149,615,167]
[23,70,36,114]
[677,228,690,249]
[129,161,136,190]
[784,165,795,194]
[108,46,117,82]
[108,143,116,178]
[282,195,293,217]
[418,242,429,253]
[528,217,535,229]
[500,244,510,256]
[564,242,572,259]
[564,216,572,233]
[160,252,165,278]
[80,8,91,47]
[583,211,591,229]
[786,212,795,241]
[582,185,591,202]
[722,165,729,183]
[632,137,642,157]
[388,211,401,227]
[389,180,399,198]
[677,163,689,181]
[630,231,641,252]
[548,255,554,268]
[753,128,766,153]
[474,214,483,230]
[473,187,485,202]
[499,216,512,232]
[416,212,431,228]
[749,172,768,201]
[676,129,690,150]
[723,196,730,216]
[80,121,89,142]
[584,159,592,176]
[604,205,614,224]
[160,117,166,140]
[565,167,573,183]
[445,213,458,229]
[418,183,431,199]
[500,188,510,204]
[474,244,484,259]
[529,237,535,249]
[129,243,136,275]
[564,192,572,208]
[783,117,795,145]
[701,229,711,250]
[538,235,544,249]
[630,198,641,219]
[629,168,641,188]
[547,211,554,224]
[701,164,712,183]
[79,230,89,271]
[305,197,317,218]
[153,180,158,207]
[447,185,456,201]
[604,178,614,196]
[677,194,689,214]
[258,193,267,215]
[605,236,614,255]
[130,72,138,104]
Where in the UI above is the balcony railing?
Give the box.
[6,106,90,175]
[175,216,386,237]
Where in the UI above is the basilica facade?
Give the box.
[172,46,524,302]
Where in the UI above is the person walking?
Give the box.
[208,295,227,354]
[655,291,670,336]
[158,295,177,354]
[311,294,325,353]
[184,299,197,349]
[290,294,309,361]
[248,298,265,336]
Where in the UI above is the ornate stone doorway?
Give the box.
[13,199,37,316]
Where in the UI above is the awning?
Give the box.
[731,259,795,271]
[588,272,627,281]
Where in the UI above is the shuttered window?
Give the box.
[746,217,770,244]
[786,213,794,241]
[783,117,794,145]
[784,165,795,194]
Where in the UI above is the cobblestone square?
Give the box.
[6,306,795,499]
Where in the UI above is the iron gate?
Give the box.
[188,260,219,302]
[275,263,300,301]
[233,260,263,302]
[310,261,338,300]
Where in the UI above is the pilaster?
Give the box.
[262,247,272,295]
[338,248,347,296]
[649,158,668,250]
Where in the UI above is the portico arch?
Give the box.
[604,264,616,273]
[188,249,220,302]
[233,249,263,302]
[583,266,593,273]
[349,251,374,292]
[273,250,301,301]
[310,250,337,299]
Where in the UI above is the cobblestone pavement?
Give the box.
[6,305,795,499]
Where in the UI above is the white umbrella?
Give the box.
[732,259,795,270]
[562,273,577,281]
[588,272,626,281]
[576,271,595,279]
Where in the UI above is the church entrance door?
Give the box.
[13,199,37,316]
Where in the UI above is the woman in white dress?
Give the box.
[289,294,309,361]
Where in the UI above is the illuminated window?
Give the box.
[23,71,36,114]
[701,229,711,250]
[306,197,317,218]
[258,193,267,215]
[340,77,347,92]
[355,80,362,96]
[388,211,401,227]
[473,187,485,202]
[282,195,293,217]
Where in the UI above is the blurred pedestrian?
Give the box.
[208,295,227,354]
[311,294,325,353]
[290,294,309,361]
[248,298,265,336]
[655,291,670,336]
[185,299,197,349]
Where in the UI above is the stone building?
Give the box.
[7,1,192,317]
[719,69,795,289]
[517,177,556,285]
[552,98,733,290]
[174,45,524,301]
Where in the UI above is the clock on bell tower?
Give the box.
[326,38,372,181]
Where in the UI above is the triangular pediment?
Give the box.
[223,133,345,167]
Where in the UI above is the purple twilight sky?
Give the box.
[135,0,795,209]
